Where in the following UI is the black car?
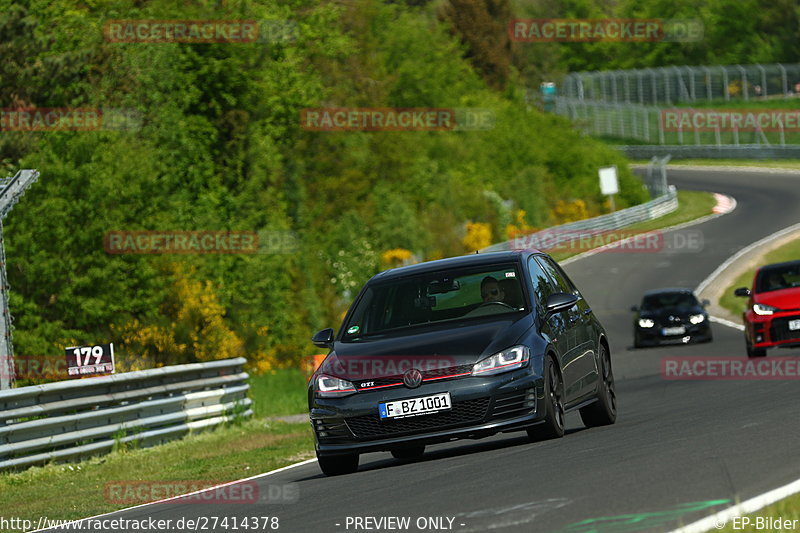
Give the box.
[632,288,713,348]
[308,250,616,476]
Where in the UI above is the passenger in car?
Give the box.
[481,276,505,303]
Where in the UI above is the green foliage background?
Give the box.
[0,0,650,371]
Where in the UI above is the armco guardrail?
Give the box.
[482,186,677,253]
[0,357,251,471]
[618,144,800,160]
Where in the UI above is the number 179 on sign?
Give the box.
[65,343,115,377]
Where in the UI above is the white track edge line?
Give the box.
[670,476,800,533]
[695,221,800,295]
[708,315,745,331]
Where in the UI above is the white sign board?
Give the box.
[65,342,115,377]
[598,166,619,195]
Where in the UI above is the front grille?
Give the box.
[345,398,490,439]
[422,364,474,380]
[313,418,353,443]
[770,316,800,342]
[491,388,536,420]
[353,364,474,391]
[657,318,687,328]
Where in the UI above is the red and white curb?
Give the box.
[712,193,736,214]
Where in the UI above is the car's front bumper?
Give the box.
[636,322,711,346]
[310,368,544,456]
[746,311,800,348]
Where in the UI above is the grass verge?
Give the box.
[719,238,800,316]
[0,419,314,530]
[249,368,309,418]
[549,189,717,262]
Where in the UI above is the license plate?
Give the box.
[662,326,686,336]
[379,392,451,420]
[790,319,800,331]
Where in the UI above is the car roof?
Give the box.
[642,287,696,297]
[371,250,538,282]
[756,259,800,274]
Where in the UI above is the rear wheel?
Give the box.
[527,356,565,441]
[317,451,359,476]
[391,445,425,460]
[746,338,766,358]
[580,343,617,427]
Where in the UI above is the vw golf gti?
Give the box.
[308,250,616,476]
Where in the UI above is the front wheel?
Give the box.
[746,339,766,358]
[317,451,359,476]
[527,356,565,441]
[579,343,617,427]
[633,331,643,349]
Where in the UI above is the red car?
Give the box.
[735,260,800,358]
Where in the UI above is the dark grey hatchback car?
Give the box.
[308,250,616,476]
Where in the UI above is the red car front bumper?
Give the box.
[744,311,800,348]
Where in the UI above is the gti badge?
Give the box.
[403,369,423,388]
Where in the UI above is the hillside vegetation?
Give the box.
[0,0,648,374]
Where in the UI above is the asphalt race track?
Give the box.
[48,168,800,533]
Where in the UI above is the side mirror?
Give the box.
[734,287,751,297]
[545,292,579,315]
[701,299,711,307]
[311,328,334,348]
[630,305,639,312]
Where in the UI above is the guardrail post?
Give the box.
[0,170,40,390]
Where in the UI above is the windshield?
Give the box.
[342,264,526,339]
[756,264,800,293]
[641,292,697,311]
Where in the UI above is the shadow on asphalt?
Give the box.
[292,427,589,481]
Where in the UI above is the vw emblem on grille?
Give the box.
[403,369,423,388]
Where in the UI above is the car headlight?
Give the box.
[472,345,530,376]
[689,314,705,324]
[638,318,655,328]
[753,303,781,316]
[315,374,356,397]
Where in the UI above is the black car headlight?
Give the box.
[472,345,530,376]
[638,318,655,328]
[315,374,357,398]
[689,313,706,324]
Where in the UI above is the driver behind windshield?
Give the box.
[480,276,505,303]
[764,272,786,291]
